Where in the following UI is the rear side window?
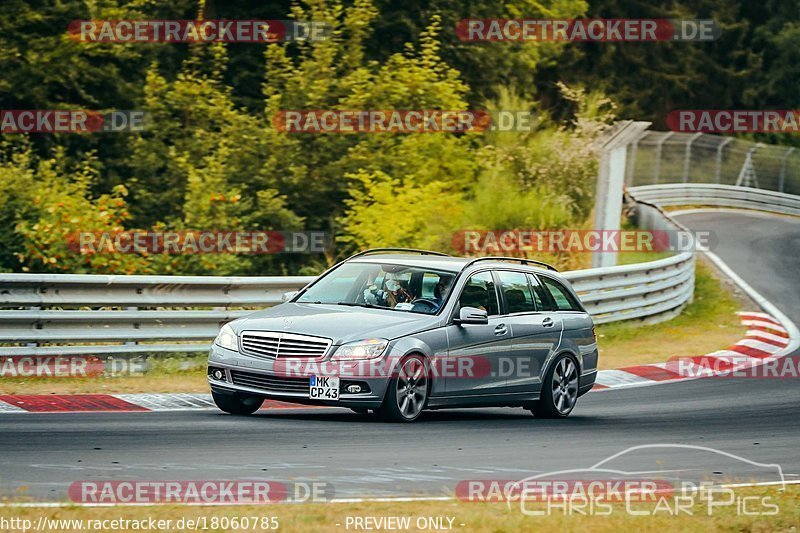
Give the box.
[540,277,581,311]
[497,271,536,314]
[526,274,547,310]
[458,272,500,316]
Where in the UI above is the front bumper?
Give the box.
[207,343,392,409]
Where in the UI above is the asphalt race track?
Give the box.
[674,210,800,326]
[1,210,797,502]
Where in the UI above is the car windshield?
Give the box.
[296,262,457,315]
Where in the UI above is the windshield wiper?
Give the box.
[337,302,415,313]
[335,301,377,308]
[298,301,376,308]
[301,301,409,312]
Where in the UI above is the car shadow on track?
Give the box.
[210,408,601,426]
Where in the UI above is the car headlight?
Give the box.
[331,339,388,361]
[214,323,238,351]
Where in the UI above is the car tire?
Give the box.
[376,354,429,423]
[212,391,263,415]
[530,353,580,419]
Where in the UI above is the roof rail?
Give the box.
[348,248,451,259]
[461,256,559,272]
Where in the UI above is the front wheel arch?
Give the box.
[376,352,431,422]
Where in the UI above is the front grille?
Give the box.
[240,331,331,360]
[230,369,310,393]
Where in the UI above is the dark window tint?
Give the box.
[497,271,536,314]
[541,277,580,311]
[458,272,499,316]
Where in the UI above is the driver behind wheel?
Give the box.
[384,276,414,307]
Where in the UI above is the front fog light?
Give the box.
[212,369,225,381]
[214,323,238,351]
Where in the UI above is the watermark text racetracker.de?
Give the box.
[0,355,147,378]
[669,355,800,379]
[455,19,720,42]
[68,20,330,43]
[457,444,786,517]
[458,479,779,517]
[69,231,328,255]
[272,110,544,133]
[0,110,146,133]
[267,355,544,380]
[453,229,714,254]
[69,480,333,504]
[668,110,800,133]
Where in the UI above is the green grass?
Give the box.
[2,485,798,532]
[616,250,673,265]
[596,260,746,369]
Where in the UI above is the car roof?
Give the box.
[348,254,562,277]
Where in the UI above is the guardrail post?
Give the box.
[124,306,139,347]
[682,132,702,183]
[593,121,651,268]
[26,306,40,350]
[779,147,795,193]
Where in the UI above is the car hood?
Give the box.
[232,303,441,345]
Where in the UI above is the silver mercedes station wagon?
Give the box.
[208,249,598,422]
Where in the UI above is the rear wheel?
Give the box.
[376,355,429,422]
[212,391,263,415]
[530,354,579,419]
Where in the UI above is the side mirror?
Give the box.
[453,306,489,325]
[282,291,299,303]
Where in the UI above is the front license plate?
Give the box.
[309,375,340,401]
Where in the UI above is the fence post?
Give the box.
[625,140,639,186]
[779,147,795,193]
[593,121,651,268]
[715,137,732,184]
[735,143,763,188]
[652,131,673,184]
[682,132,702,183]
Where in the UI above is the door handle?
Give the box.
[494,324,508,336]
[542,317,554,328]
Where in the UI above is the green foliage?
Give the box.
[340,170,466,251]
[4,144,146,274]
[6,0,790,275]
[538,0,800,146]
[339,82,615,271]
[364,0,588,104]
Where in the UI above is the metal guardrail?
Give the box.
[629,184,800,217]
[0,274,314,355]
[0,232,695,355]
[565,252,694,325]
[0,273,312,307]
